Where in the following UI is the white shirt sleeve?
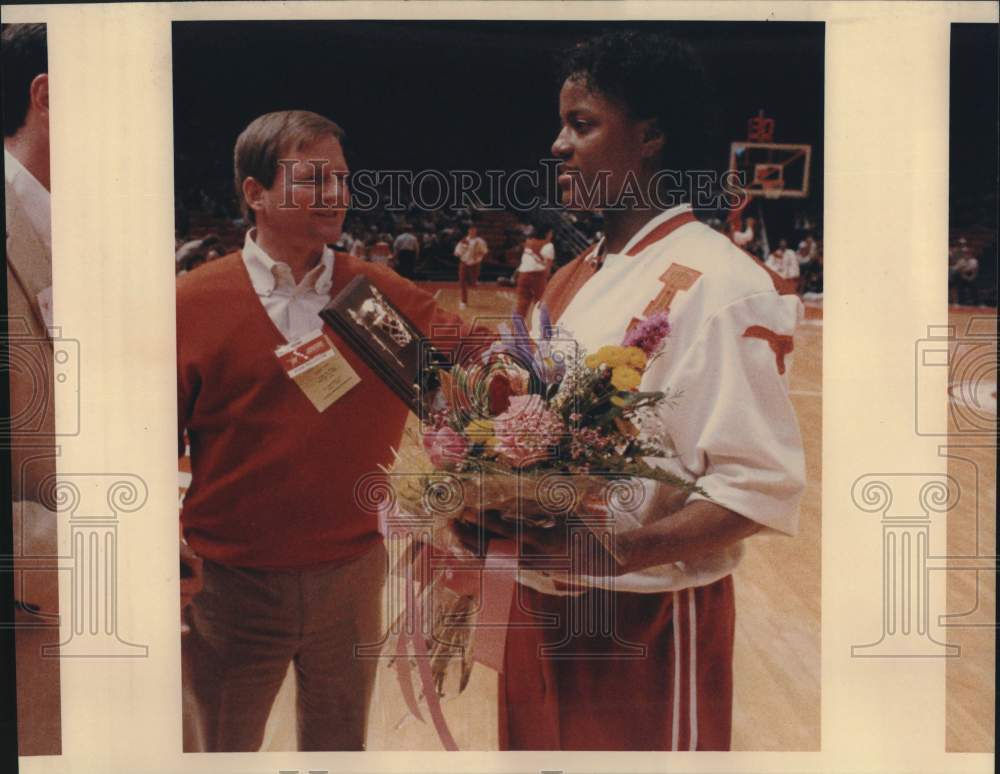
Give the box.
[540,242,555,261]
[658,291,805,535]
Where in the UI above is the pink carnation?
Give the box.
[493,394,563,468]
[422,426,469,469]
[622,312,671,355]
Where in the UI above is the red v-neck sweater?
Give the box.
[177,251,460,569]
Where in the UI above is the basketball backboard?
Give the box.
[729,141,812,199]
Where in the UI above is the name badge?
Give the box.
[275,328,360,412]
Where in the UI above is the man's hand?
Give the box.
[179,540,203,610]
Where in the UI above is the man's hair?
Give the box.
[233,110,345,224]
[559,30,718,172]
[1,23,48,137]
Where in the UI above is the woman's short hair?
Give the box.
[559,30,719,172]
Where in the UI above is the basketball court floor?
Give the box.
[943,307,996,753]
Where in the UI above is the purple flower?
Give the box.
[622,312,671,355]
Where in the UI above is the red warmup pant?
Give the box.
[515,270,548,321]
[499,575,735,751]
[458,261,480,304]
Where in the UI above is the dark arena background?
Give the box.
[172,20,825,285]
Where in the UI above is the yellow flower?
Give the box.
[622,346,648,371]
[587,345,631,370]
[611,366,642,391]
[465,419,498,449]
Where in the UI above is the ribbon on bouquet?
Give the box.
[390,532,519,751]
[465,538,519,672]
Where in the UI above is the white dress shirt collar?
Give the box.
[242,229,335,297]
[4,147,51,251]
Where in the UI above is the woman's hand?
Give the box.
[452,505,623,579]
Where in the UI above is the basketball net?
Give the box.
[760,179,784,200]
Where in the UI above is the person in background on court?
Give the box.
[392,224,420,279]
[514,224,556,324]
[765,238,800,293]
[176,110,463,753]
[953,243,979,306]
[454,223,488,309]
[460,30,805,752]
[3,21,61,757]
[731,214,755,250]
[368,232,393,265]
[796,237,817,295]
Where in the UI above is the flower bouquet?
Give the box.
[381,307,705,708]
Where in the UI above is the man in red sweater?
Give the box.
[177,110,461,751]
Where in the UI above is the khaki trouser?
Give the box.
[182,543,387,751]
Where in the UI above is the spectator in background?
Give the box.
[369,233,393,265]
[393,225,420,279]
[333,228,355,254]
[798,233,818,265]
[350,234,367,260]
[796,238,816,295]
[176,235,223,276]
[954,245,979,306]
[949,237,970,305]
[515,226,555,324]
[766,239,799,281]
[732,215,755,249]
[979,235,997,307]
[454,224,488,309]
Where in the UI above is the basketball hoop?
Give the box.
[729,141,811,199]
